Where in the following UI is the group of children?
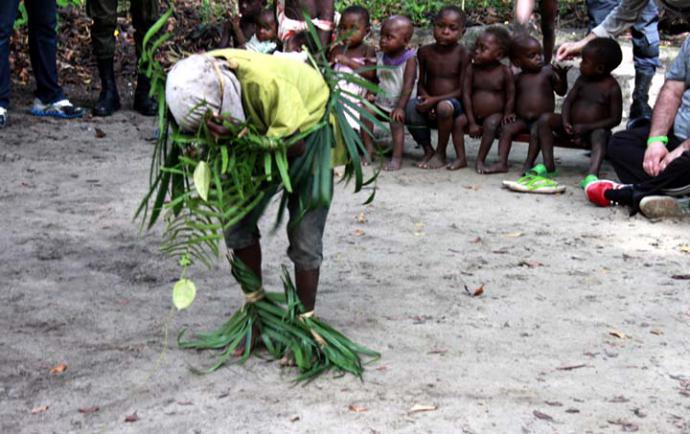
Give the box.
[220,2,624,190]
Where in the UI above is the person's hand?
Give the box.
[415,96,436,113]
[229,12,242,29]
[468,123,482,137]
[563,121,574,135]
[556,39,587,61]
[391,108,405,123]
[206,114,234,138]
[552,63,571,76]
[643,142,669,177]
[658,144,688,173]
[502,113,516,125]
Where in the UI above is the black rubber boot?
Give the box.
[93,59,120,117]
[627,70,654,130]
[133,74,158,116]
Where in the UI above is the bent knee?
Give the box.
[435,100,455,118]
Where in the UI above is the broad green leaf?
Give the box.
[193,161,211,201]
[172,278,197,310]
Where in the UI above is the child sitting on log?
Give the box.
[463,26,515,174]
[405,6,470,170]
[522,37,623,188]
[361,15,417,171]
[487,34,569,174]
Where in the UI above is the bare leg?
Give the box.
[587,129,608,177]
[232,241,262,355]
[295,267,319,312]
[361,114,375,165]
[541,0,558,63]
[522,120,543,173]
[538,113,563,173]
[421,100,455,169]
[385,120,405,171]
[475,113,503,173]
[485,119,527,173]
[515,0,536,25]
[448,114,468,170]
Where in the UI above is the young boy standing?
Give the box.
[405,6,470,170]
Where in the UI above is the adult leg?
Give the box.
[605,126,651,184]
[540,0,557,63]
[25,0,64,104]
[0,0,19,124]
[404,98,434,167]
[131,0,159,115]
[448,114,468,170]
[486,119,527,173]
[475,112,503,173]
[87,0,120,116]
[628,0,659,129]
[424,99,455,169]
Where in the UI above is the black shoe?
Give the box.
[93,59,120,117]
[133,74,158,116]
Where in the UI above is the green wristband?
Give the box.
[647,135,668,145]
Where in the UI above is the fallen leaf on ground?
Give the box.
[609,330,627,339]
[354,229,365,236]
[565,408,580,413]
[95,128,106,138]
[375,365,388,371]
[679,244,690,253]
[464,283,485,297]
[518,260,543,268]
[427,349,448,355]
[650,329,664,336]
[289,415,300,422]
[556,364,587,371]
[408,404,438,414]
[348,404,368,413]
[471,236,482,243]
[78,406,100,414]
[124,412,139,423]
[177,401,193,406]
[609,395,630,403]
[608,419,639,432]
[544,401,563,407]
[49,363,67,374]
[355,212,366,223]
[463,184,480,190]
[533,410,554,421]
[504,231,524,238]
[31,406,49,414]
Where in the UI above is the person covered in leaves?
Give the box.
[165,49,339,329]
[275,0,335,50]
[86,0,159,116]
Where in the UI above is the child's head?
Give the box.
[510,35,544,72]
[239,0,265,17]
[379,15,414,55]
[255,9,277,42]
[472,26,511,65]
[432,6,465,46]
[338,5,371,48]
[580,38,622,77]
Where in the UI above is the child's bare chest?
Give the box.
[517,72,551,95]
[575,82,609,105]
[473,66,504,90]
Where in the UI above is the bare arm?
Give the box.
[358,45,377,82]
[561,78,581,127]
[551,65,569,96]
[503,65,516,119]
[463,65,478,127]
[416,49,428,98]
[644,79,686,176]
[395,56,418,111]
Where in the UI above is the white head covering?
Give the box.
[165,54,246,132]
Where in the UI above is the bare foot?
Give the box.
[446,158,468,170]
[415,148,434,168]
[481,162,510,174]
[420,153,447,169]
[475,160,488,174]
[232,325,260,357]
[384,157,402,171]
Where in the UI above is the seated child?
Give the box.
[523,37,623,187]
[360,15,416,171]
[329,6,376,156]
[463,26,515,174]
[245,9,279,54]
[488,34,568,174]
[220,0,266,48]
[405,6,470,170]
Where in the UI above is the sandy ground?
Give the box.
[2,40,690,433]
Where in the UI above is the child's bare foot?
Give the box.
[384,157,403,171]
[475,160,488,174]
[420,153,447,169]
[481,162,510,174]
[446,158,468,170]
[415,148,434,168]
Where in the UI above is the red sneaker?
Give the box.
[585,180,622,207]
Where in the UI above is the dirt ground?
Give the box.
[2,42,690,434]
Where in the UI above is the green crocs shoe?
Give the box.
[502,175,566,194]
[579,174,599,189]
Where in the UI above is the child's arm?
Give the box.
[551,64,569,96]
[358,45,378,82]
[561,77,581,134]
[463,65,481,136]
[573,81,623,134]
[232,14,248,47]
[391,56,418,123]
[502,65,516,124]
[415,48,428,99]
